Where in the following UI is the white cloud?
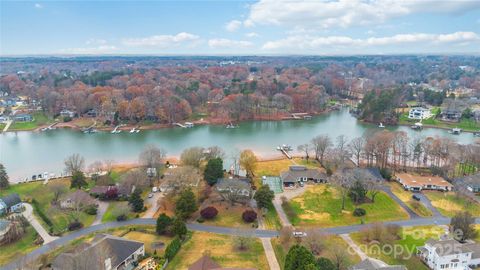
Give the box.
[85,39,107,45]
[245,32,260,38]
[225,20,242,32]
[60,45,117,55]
[208,38,253,49]
[262,31,480,50]
[246,0,480,29]
[122,32,199,47]
[34,3,43,9]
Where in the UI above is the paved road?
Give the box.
[380,186,419,219]
[22,203,58,244]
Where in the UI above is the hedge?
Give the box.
[164,237,182,261]
[32,199,53,227]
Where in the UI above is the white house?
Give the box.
[408,107,433,120]
[417,239,480,270]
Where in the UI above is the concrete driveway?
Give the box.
[273,186,306,227]
[22,203,58,244]
[91,200,109,226]
[416,192,444,217]
[142,192,164,218]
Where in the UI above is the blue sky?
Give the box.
[1,0,480,55]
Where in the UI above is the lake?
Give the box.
[0,109,476,182]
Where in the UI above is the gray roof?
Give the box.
[425,239,472,256]
[280,166,326,183]
[216,178,251,191]
[350,259,406,270]
[0,219,11,232]
[0,193,21,208]
[52,234,143,270]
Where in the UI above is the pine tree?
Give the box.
[129,189,144,212]
[0,163,9,190]
[204,158,223,186]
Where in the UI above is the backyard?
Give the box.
[286,185,409,227]
[167,231,269,270]
[424,191,480,217]
[0,226,39,267]
[9,112,53,131]
[101,201,137,223]
[254,157,322,187]
[388,183,433,217]
[350,225,446,270]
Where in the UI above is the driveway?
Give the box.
[416,192,444,217]
[273,186,306,227]
[142,192,164,218]
[380,186,419,219]
[91,200,109,226]
[22,203,58,244]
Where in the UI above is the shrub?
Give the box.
[32,199,53,227]
[63,116,72,122]
[68,221,83,231]
[200,206,218,220]
[196,217,205,223]
[353,208,366,217]
[105,187,118,200]
[165,237,182,261]
[156,214,172,235]
[84,205,97,215]
[242,210,257,223]
[116,214,127,221]
[379,168,392,180]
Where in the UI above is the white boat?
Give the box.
[226,122,238,129]
[129,128,139,133]
[184,122,194,128]
[378,123,385,128]
[449,128,462,135]
[411,122,423,130]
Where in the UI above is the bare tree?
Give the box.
[88,160,104,175]
[139,144,166,168]
[163,166,200,195]
[349,137,365,167]
[49,181,68,205]
[297,144,310,161]
[180,147,205,168]
[64,153,85,175]
[336,135,350,166]
[303,230,327,255]
[204,146,225,160]
[218,180,251,205]
[103,159,115,175]
[120,169,149,191]
[332,170,353,210]
[328,242,351,270]
[311,134,332,165]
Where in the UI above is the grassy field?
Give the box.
[350,226,446,270]
[399,111,480,132]
[10,112,53,131]
[121,229,173,255]
[200,204,257,228]
[0,179,96,234]
[272,235,361,270]
[288,185,409,227]
[424,191,480,217]
[167,231,269,270]
[388,183,433,217]
[101,201,137,222]
[0,226,39,267]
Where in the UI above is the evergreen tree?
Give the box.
[129,189,144,212]
[0,163,9,190]
[348,180,367,204]
[204,158,224,186]
[156,213,172,235]
[172,218,187,238]
[316,257,336,270]
[175,188,198,219]
[284,245,316,270]
[70,171,87,189]
[254,184,275,209]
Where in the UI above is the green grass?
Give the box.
[424,191,480,217]
[388,183,433,217]
[263,204,282,230]
[167,231,269,270]
[289,185,409,227]
[101,201,136,222]
[0,179,96,235]
[10,112,53,131]
[399,111,480,132]
[350,226,445,270]
[0,226,39,266]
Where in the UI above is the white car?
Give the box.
[152,187,158,193]
[148,193,154,198]
[292,231,307,237]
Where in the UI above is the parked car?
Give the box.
[148,193,154,198]
[299,182,305,187]
[293,231,307,238]
[412,194,421,201]
[152,187,158,193]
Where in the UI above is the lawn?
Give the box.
[101,201,136,222]
[200,204,257,228]
[388,183,433,217]
[10,112,53,131]
[0,226,39,267]
[167,231,269,270]
[0,179,96,235]
[254,158,322,187]
[350,225,446,270]
[424,191,480,217]
[272,234,360,270]
[121,229,173,255]
[288,185,409,227]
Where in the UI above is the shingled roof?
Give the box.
[0,193,21,208]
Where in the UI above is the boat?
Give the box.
[83,128,98,134]
[378,123,385,128]
[278,144,293,151]
[226,122,238,129]
[184,122,194,128]
[111,129,121,134]
[449,128,462,135]
[129,127,140,133]
[474,131,480,137]
[411,122,423,130]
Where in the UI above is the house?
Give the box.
[13,113,33,122]
[395,173,453,192]
[0,193,23,215]
[417,238,480,270]
[60,190,96,209]
[467,183,480,193]
[86,109,98,117]
[60,109,76,118]
[216,178,252,198]
[408,107,433,120]
[350,258,406,270]
[52,234,144,270]
[280,165,327,187]
[188,255,256,270]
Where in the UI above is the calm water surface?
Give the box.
[1,110,475,182]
